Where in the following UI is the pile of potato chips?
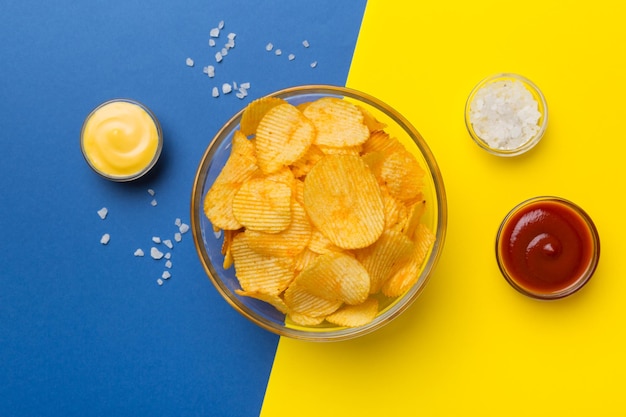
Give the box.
[204,95,435,328]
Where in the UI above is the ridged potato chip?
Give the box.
[325,297,379,327]
[231,233,295,295]
[221,229,239,269]
[235,289,289,314]
[290,144,325,179]
[303,97,370,147]
[356,229,415,294]
[287,312,326,327]
[245,200,312,258]
[240,96,287,137]
[382,223,436,297]
[255,103,316,174]
[204,130,260,230]
[304,154,384,249]
[368,146,426,205]
[283,281,342,317]
[296,252,370,305]
[357,105,387,132]
[232,176,292,233]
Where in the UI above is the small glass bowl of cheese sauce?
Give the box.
[465,73,548,157]
[496,196,600,300]
[80,99,163,181]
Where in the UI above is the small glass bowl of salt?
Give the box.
[465,73,548,157]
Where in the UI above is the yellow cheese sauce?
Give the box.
[81,100,162,180]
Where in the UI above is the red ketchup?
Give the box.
[496,197,600,299]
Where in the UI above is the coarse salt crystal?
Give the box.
[218,20,225,30]
[162,271,171,280]
[302,40,310,48]
[163,239,173,249]
[266,42,273,51]
[186,57,194,67]
[210,28,220,37]
[174,232,182,242]
[147,188,155,196]
[215,52,223,63]
[240,82,250,89]
[164,252,171,260]
[469,79,541,150]
[222,83,232,94]
[227,32,236,40]
[157,278,164,286]
[207,65,215,77]
[151,247,164,260]
[175,218,182,227]
[150,199,157,207]
[179,223,190,234]
[275,49,282,56]
[134,248,144,257]
[100,233,110,245]
[288,54,295,61]
[97,207,108,220]
[221,47,228,56]
[152,236,161,244]
[165,260,172,269]
[209,39,216,47]
[310,61,318,68]
[212,87,219,98]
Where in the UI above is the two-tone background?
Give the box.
[2,1,625,415]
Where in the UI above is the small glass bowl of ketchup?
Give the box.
[496,196,600,300]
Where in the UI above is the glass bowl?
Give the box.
[190,85,447,341]
[465,73,548,157]
[496,196,600,300]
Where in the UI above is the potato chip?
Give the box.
[362,130,401,154]
[296,252,370,305]
[290,144,325,179]
[356,229,415,294]
[204,130,260,230]
[287,312,326,326]
[283,281,342,317]
[382,223,436,297]
[401,199,426,240]
[221,229,240,269]
[231,233,295,295]
[304,154,384,249]
[232,176,292,233]
[325,297,379,327]
[303,97,370,147]
[294,248,319,273]
[318,143,363,156]
[245,200,312,258]
[357,105,387,132]
[380,185,409,231]
[307,228,343,255]
[235,289,289,314]
[255,103,316,174]
[240,96,287,137]
[370,147,426,205]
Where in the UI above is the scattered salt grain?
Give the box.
[212,87,219,98]
[225,39,235,49]
[179,223,190,234]
[163,239,173,249]
[227,32,236,40]
[97,207,108,220]
[310,61,318,68]
[275,49,282,56]
[218,20,225,30]
[207,65,215,77]
[165,260,172,269]
[186,57,194,67]
[150,199,157,207]
[222,83,232,94]
[174,232,182,242]
[100,233,110,245]
[162,271,171,280]
[265,42,273,51]
[215,52,223,63]
[209,39,216,47]
[164,252,171,260]
[288,54,295,61]
[221,47,228,56]
[150,247,164,260]
[134,248,144,257]
[147,188,155,196]
[175,218,182,227]
[152,236,161,244]
[157,278,164,286]
[468,79,541,150]
[302,40,310,48]
[240,82,250,89]
[210,27,220,38]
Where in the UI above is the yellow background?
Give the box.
[261,1,626,415]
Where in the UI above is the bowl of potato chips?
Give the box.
[191,85,447,341]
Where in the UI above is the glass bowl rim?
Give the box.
[190,84,448,341]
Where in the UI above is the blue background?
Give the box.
[0,1,366,415]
